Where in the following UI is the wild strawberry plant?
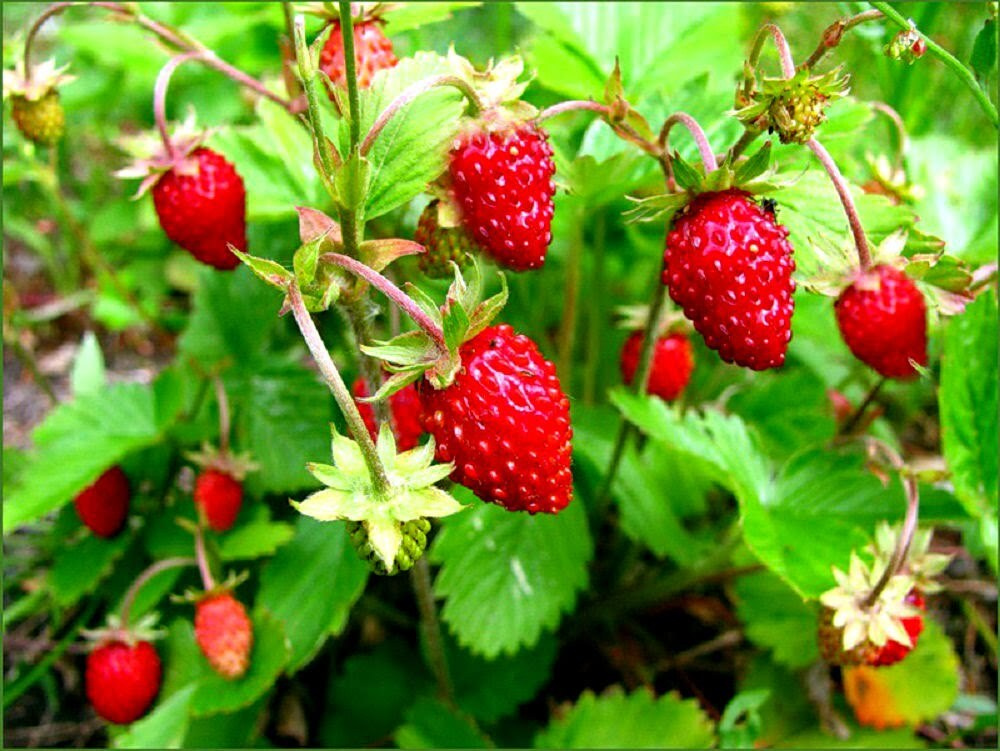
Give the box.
[3,2,998,748]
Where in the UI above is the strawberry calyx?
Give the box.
[186,442,258,483]
[3,57,74,102]
[299,1,395,24]
[292,423,466,573]
[114,111,213,198]
[446,48,536,125]
[615,303,691,338]
[867,521,952,595]
[81,613,165,650]
[173,569,249,606]
[734,65,850,144]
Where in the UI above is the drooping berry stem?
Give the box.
[658,112,719,173]
[747,23,796,79]
[338,0,363,149]
[287,283,392,499]
[536,99,612,122]
[22,1,74,82]
[799,9,885,71]
[360,75,485,156]
[870,1,998,128]
[836,376,886,437]
[193,523,216,591]
[212,375,232,456]
[320,253,448,352]
[118,557,196,629]
[870,101,909,172]
[153,51,206,161]
[807,138,872,269]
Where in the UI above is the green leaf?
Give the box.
[70,331,106,398]
[534,687,716,748]
[383,2,481,33]
[732,571,819,668]
[113,684,196,749]
[352,53,466,221]
[49,531,132,607]
[4,382,174,532]
[257,516,368,672]
[448,631,557,722]
[939,290,998,517]
[182,699,267,748]
[233,249,294,292]
[735,141,772,184]
[970,19,997,82]
[160,609,289,717]
[395,697,491,749]
[430,493,592,658]
[217,507,294,562]
[321,640,433,748]
[778,727,926,748]
[718,689,770,750]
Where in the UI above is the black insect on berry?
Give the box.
[762,197,779,217]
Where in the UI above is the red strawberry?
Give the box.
[662,190,795,370]
[449,123,556,271]
[834,264,927,379]
[194,592,253,679]
[417,324,572,513]
[319,19,398,91]
[151,147,246,271]
[74,466,130,538]
[194,469,244,532]
[85,640,161,724]
[352,377,424,451]
[867,590,925,667]
[620,331,694,402]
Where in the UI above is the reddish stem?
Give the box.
[658,112,718,173]
[320,253,447,351]
[536,99,612,123]
[800,10,885,71]
[118,557,195,628]
[153,51,204,161]
[807,138,872,270]
[193,523,215,591]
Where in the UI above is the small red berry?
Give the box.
[835,264,927,380]
[663,190,795,370]
[74,466,130,538]
[620,331,694,402]
[152,147,246,271]
[194,592,253,680]
[194,469,244,532]
[86,640,162,724]
[352,377,424,451]
[417,324,573,513]
[867,590,925,667]
[318,19,398,91]
[449,123,556,271]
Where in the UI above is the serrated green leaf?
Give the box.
[395,697,491,749]
[160,609,289,717]
[113,684,196,749]
[939,290,998,518]
[49,531,132,607]
[70,331,106,398]
[218,512,294,562]
[4,381,174,532]
[733,571,819,668]
[430,494,592,657]
[535,687,716,748]
[257,516,368,672]
[233,249,294,292]
[381,2,481,33]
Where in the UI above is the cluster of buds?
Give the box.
[884,23,928,64]
[734,67,849,145]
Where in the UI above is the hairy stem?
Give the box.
[361,75,484,156]
[870,1,998,128]
[212,375,232,455]
[800,9,885,71]
[119,557,195,628]
[411,557,455,706]
[193,523,216,591]
[154,51,204,160]
[338,0,362,148]
[344,298,390,427]
[536,99,611,122]
[288,284,392,497]
[658,112,719,173]
[836,377,885,437]
[747,22,796,79]
[293,16,340,192]
[320,253,447,351]
[807,138,872,269]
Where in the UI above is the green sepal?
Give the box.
[358,238,425,272]
[294,237,321,288]
[734,141,772,184]
[670,151,702,191]
[230,247,293,291]
[602,58,655,144]
[357,368,424,404]
[336,149,371,213]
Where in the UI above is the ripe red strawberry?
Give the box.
[867,590,925,667]
[85,640,161,724]
[834,264,927,379]
[194,469,244,532]
[417,324,572,513]
[74,466,130,538]
[194,592,253,679]
[449,123,556,271]
[352,377,424,451]
[151,147,246,271]
[662,190,795,370]
[318,19,398,91]
[620,331,694,402]
[414,199,476,278]
[817,590,925,667]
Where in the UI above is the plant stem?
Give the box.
[338,0,362,149]
[212,375,232,455]
[536,99,611,122]
[193,523,216,591]
[287,284,392,497]
[728,127,762,161]
[3,326,59,406]
[582,212,607,406]
[557,206,585,389]
[870,101,909,172]
[837,377,885,437]
[658,112,719,173]
[321,253,447,351]
[154,51,204,160]
[800,9,885,71]
[807,138,872,269]
[870,1,998,128]
[119,557,195,628]
[411,557,455,706]
[960,599,1000,661]
[361,75,484,156]
[293,16,340,194]
[747,22,796,79]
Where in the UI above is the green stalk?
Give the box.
[870,1,998,128]
[582,212,607,405]
[557,206,585,389]
[338,0,362,148]
[411,558,455,706]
